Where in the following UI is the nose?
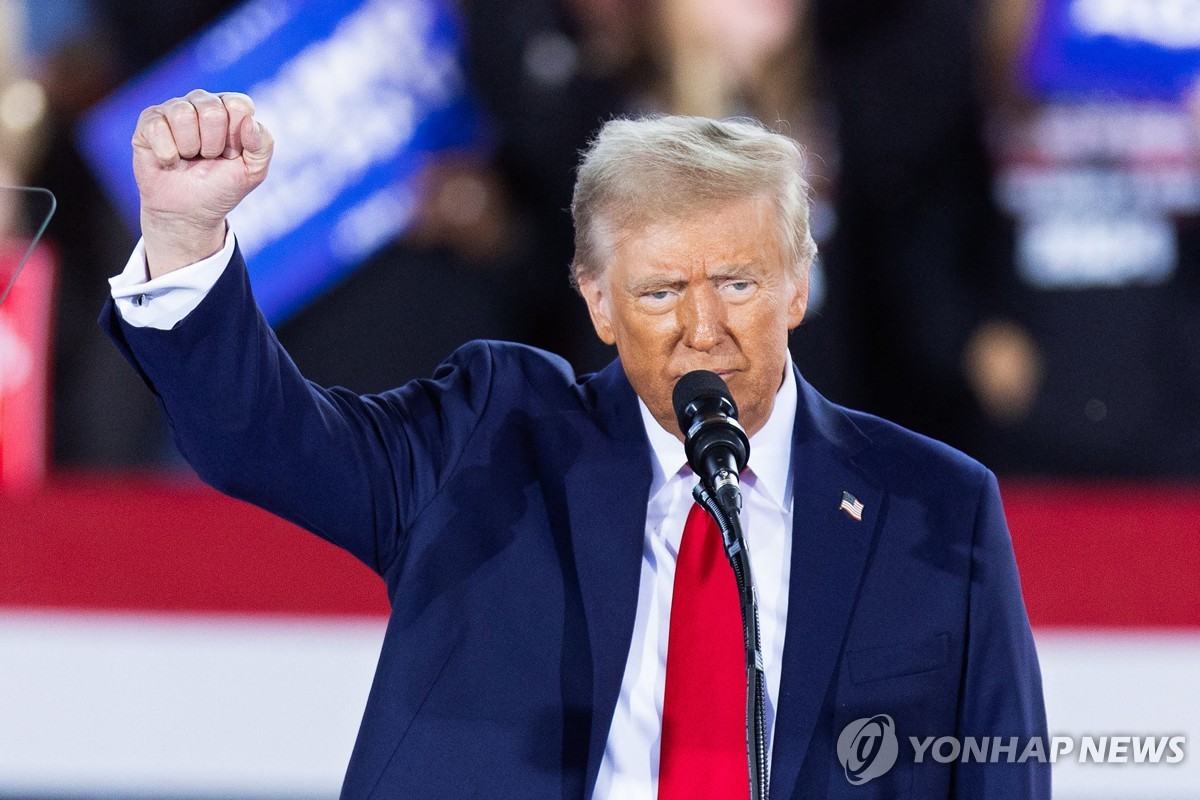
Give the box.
[679,284,728,352]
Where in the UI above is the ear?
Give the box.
[578,274,617,345]
[786,265,809,330]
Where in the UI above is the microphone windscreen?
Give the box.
[672,370,737,434]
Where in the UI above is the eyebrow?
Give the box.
[706,264,759,280]
[625,262,763,295]
[628,277,687,295]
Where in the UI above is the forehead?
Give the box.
[604,195,785,280]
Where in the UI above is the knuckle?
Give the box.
[222,93,255,114]
[145,114,170,136]
[134,115,159,140]
[165,102,195,122]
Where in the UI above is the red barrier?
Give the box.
[1,475,1197,626]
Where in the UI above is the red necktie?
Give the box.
[658,502,749,799]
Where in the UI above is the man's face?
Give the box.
[578,194,808,440]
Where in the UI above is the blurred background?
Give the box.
[1,0,1198,796]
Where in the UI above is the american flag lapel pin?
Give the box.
[839,490,864,522]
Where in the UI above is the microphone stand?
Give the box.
[693,482,769,800]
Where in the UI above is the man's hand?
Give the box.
[132,89,273,278]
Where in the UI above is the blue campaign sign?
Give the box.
[78,0,483,323]
[1024,0,1200,100]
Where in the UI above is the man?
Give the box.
[102,90,1049,798]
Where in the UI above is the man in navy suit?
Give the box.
[103,90,1048,798]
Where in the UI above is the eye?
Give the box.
[638,288,678,309]
[720,279,757,299]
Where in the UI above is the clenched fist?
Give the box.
[132,89,273,278]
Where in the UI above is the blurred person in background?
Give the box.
[0,0,47,237]
[812,0,1025,456]
[427,0,654,372]
[977,0,1200,475]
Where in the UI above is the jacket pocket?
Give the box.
[848,632,950,685]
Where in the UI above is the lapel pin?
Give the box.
[839,490,865,521]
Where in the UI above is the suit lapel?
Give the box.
[559,359,652,799]
[769,368,887,800]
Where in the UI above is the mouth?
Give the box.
[673,368,740,381]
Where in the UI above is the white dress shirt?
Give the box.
[110,233,797,798]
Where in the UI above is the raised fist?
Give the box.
[131,89,273,277]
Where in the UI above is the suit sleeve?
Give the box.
[953,469,1051,797]
[98,245,494,576]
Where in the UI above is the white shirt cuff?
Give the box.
[109,229,237,330]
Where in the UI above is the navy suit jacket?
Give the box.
[101,248,1049,799]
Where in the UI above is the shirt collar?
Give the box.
[637,364,797,510]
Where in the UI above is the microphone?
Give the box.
[672,370,750,511]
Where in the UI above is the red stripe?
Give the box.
[1002,481,1200,629]
[1,476,1197,626]
[0,474,389,617]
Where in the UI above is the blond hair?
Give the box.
[570,115,818,288]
